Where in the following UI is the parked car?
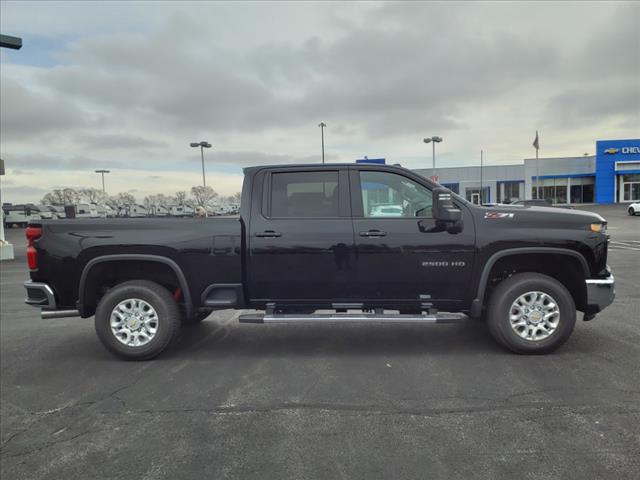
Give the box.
[49,206,66,219]
[75,203,99,218]
[369,204,404,217]
[168,204,195,217]
[628,202,640,216]
[24,163,614,360]
[3,204,42,227]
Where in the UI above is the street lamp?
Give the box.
[190,141,212,187]
[423,136,443,181]
[318,122,326,164]
[95,169,110,193]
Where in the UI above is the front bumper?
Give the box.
[585,270,615,313]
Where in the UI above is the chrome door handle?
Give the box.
[255,231,282,238]
[359,230,387,237]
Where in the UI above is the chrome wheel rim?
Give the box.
[509,291,560,341]
[110,298,159,347]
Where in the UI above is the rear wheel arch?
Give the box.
[471,248,589,317]
[78,254,193,318]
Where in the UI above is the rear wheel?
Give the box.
[487,273,576,354]
[95,280,181,360]
[629,207,636,216]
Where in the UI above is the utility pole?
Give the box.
[480,149,483,205]
[533,131,540,199]
[95,169,110,193]
[318,122,326,164]
[423,136,443,181]
[190,141,212,187]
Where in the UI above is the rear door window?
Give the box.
[270,171,339,217]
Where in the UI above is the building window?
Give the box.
[533,176,594,204]
[621,174,640,202]
[466,187,490,205]
[440,183,459,194]
[570,177,595,203]
[502,182,522,203]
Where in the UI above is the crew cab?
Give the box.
[24,163,615,359]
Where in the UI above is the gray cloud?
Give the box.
[0,77,97,141]
[1,185,48,196]
[0,0,638,185]
[75,133,168,149]
[2,153,126,171]
[194,150,333,167]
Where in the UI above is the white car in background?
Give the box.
[628,202,640,216]
[370,204,404,217]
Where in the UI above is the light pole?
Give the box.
[423,136,443,181]
[190,141,212,187]
[318,122,326,164]
[95,169,110,193]
[480,149,483,205]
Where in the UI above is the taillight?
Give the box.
[25,226,42,270]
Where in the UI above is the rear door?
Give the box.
[248,168,355,304]
[350,167,475,310]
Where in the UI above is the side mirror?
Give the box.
[433,187,462,223]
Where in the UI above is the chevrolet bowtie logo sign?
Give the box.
[604,148,619,154]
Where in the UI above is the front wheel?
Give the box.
[95,280,181,360]
[629,207,636,216]
[487,273,576,354]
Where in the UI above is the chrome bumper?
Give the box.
[24,280,57,309]
[24,281,79,319]
[585,271,615,313]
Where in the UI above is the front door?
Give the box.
[471,193,480,205]
[248,168,354,305]
[350,168,475,310]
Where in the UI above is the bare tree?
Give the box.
[62,188,81,205]
[143,195,157,210]
[190,185,217,207]
[174,191,187,205]
[41,190,65,206]
[233,191,241,203]
[118,192,136,206]
[41,188,80,205]
[81,188,107,204]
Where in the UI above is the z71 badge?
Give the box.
[484,212,514,219]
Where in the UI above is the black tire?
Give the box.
[95,280,181,360]
[182,310,210,325]
[629,207,636,216]
[487,273,576,354]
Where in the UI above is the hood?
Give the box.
[479,204,606,228]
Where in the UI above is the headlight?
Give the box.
[590,223,607,233]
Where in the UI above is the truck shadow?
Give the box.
[168,318,508,358]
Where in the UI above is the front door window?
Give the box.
[360,171,433,218]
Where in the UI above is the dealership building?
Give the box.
[411,138,640,205]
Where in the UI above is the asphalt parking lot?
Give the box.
[1,205,639,479]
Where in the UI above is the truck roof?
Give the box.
[243,163,408,175]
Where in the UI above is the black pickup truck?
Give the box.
[24,163,615,359]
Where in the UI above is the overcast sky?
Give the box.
[1,0,639,204]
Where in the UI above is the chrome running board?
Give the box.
[239,312,467,324]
